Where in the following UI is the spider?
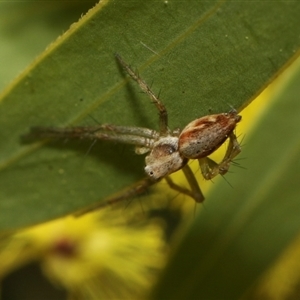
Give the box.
[26,54,242,208]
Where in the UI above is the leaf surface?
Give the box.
[0,0,300,228]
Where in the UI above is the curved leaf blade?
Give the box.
[152,57,300,299]
[0,1,300,228]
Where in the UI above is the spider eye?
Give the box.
[145,166,157,179]
[168,145,176,154]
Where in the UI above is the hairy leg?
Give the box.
[199,132,241,180]
[115,54,169,135]
[165,164,204,203]
[75,177,156,215]
[23,125,157,149]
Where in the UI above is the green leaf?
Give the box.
[1,0,300,229]
[0,1,94,92]
[151,58,300,299]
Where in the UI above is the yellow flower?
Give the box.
[0,208,166,299]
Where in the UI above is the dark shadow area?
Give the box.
[2,263,66,300]
[21,135,145,178]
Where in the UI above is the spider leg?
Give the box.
[115,54,169,135]
[26,124,158,139]
[75,177,156,215]
[165,164,204,203]
[99,124,159,139]
[198,132,241,180]
[24,125,157,149]
[182,164,205,202]
[220,132,242,168]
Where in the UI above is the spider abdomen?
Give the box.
[178,111,241,159]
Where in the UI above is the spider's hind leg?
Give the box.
[75,177,157,215]
[199,132,241,180]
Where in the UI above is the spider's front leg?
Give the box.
[199,132,241,180]
[23,124,158,150]
[115,54,169,135]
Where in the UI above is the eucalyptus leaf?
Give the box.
[1,1,300,229]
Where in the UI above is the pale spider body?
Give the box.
[143,110,241,181]
[144,135,186,180]
[26,54,242,206]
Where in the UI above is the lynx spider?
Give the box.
[27,54,242,208]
